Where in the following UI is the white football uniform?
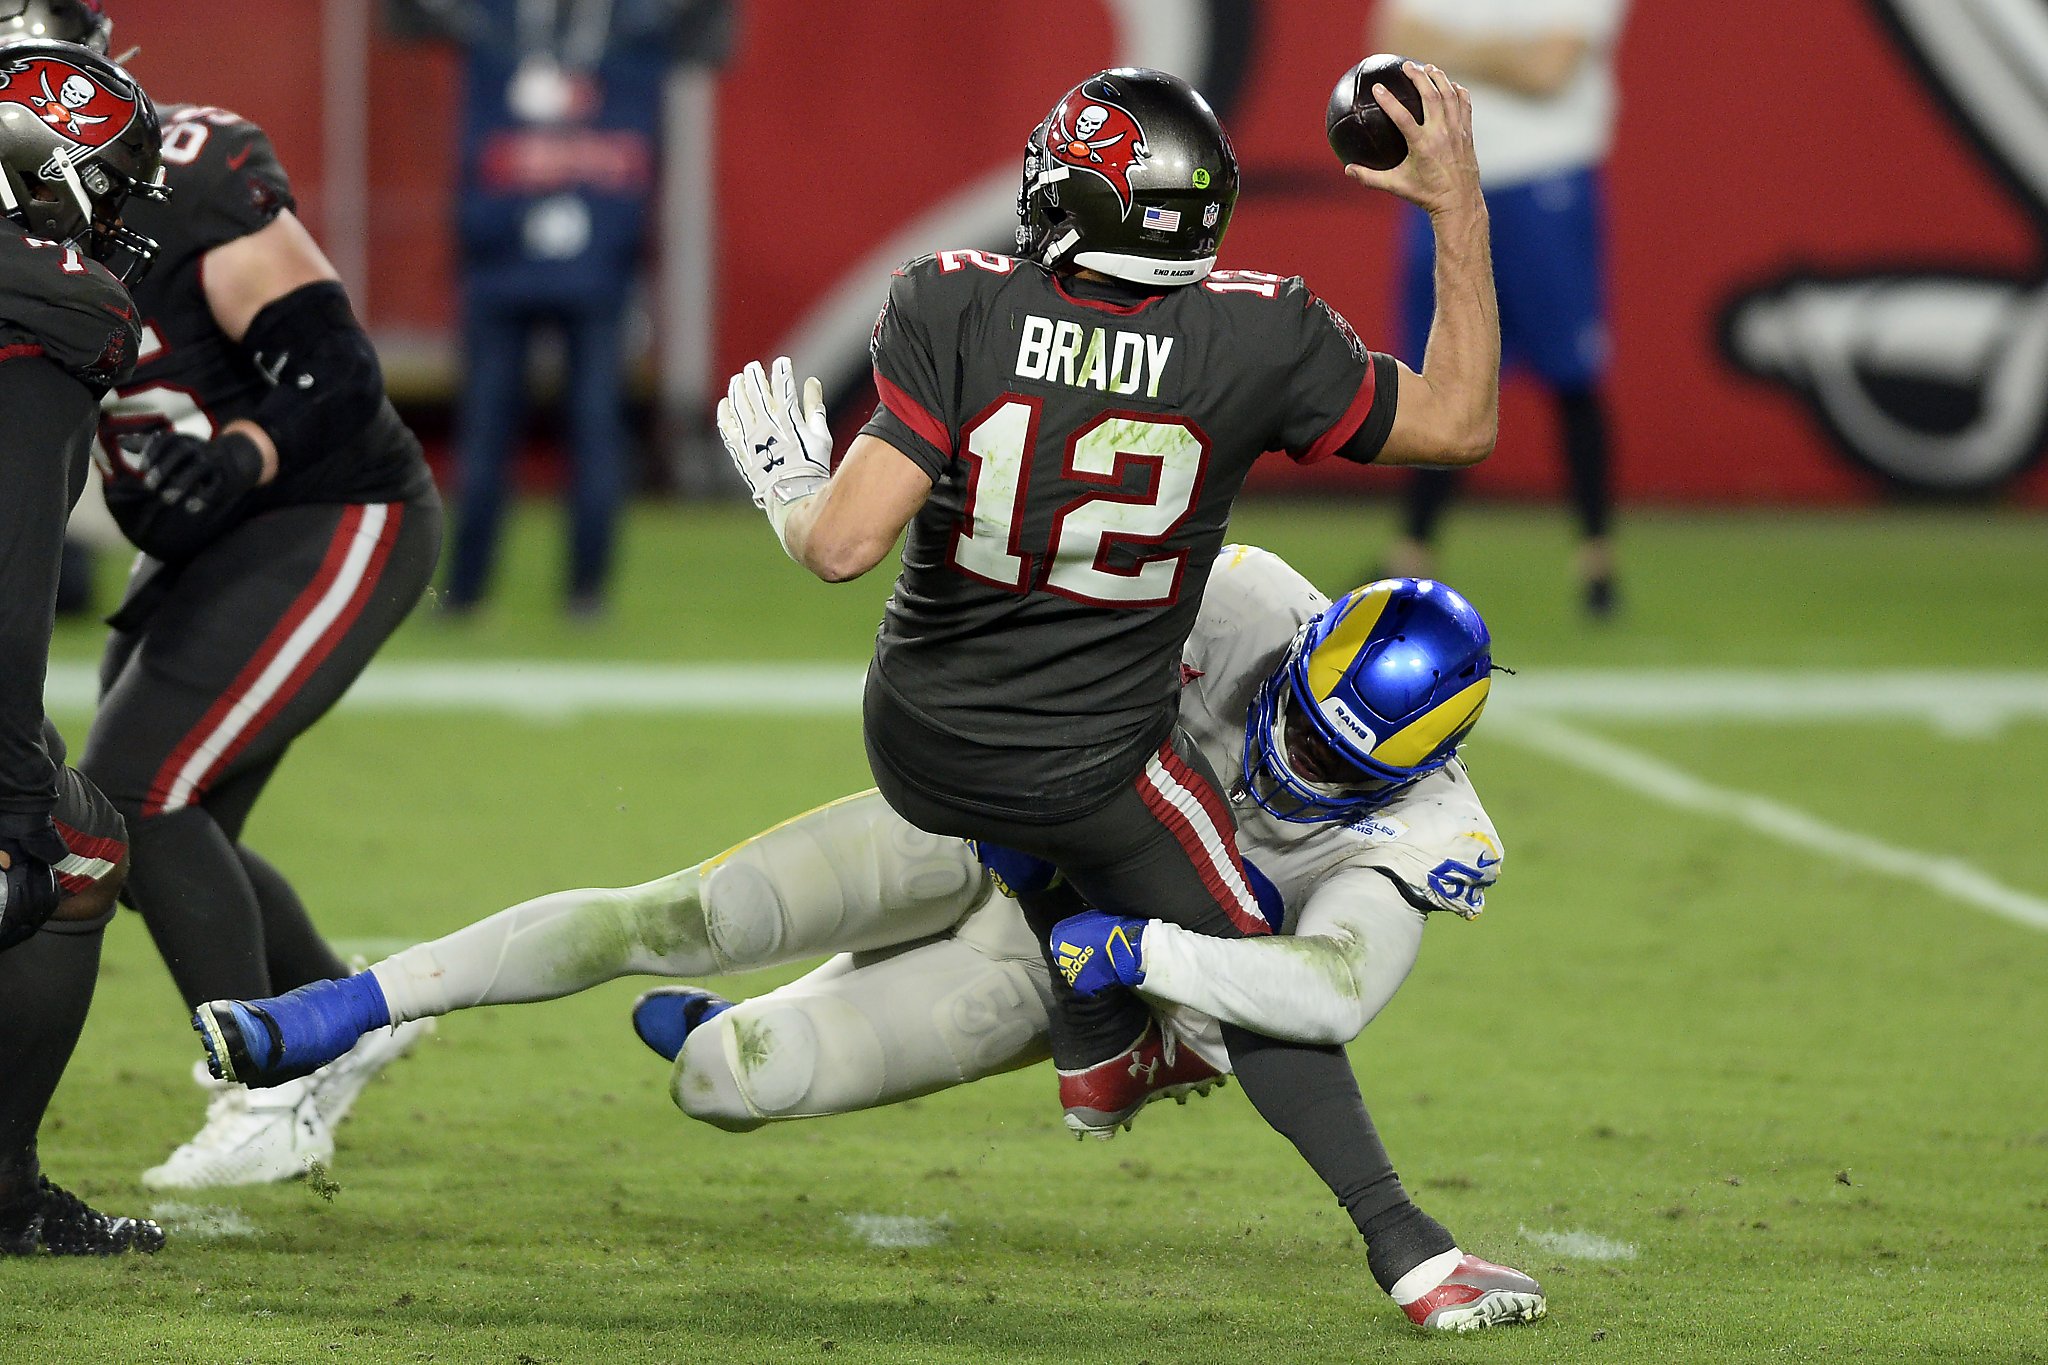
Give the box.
[365,545,1503,1129]
[662,545,1503,1126]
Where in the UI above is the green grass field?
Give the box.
[10,501,2047,1364]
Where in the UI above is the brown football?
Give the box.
[1325,54,1425,171]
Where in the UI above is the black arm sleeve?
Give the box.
[1334,352,1401,466]
[240,280,387,468]
[0,358,95,830]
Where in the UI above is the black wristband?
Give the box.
[212,429,267,491]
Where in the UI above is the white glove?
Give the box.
[717,355,833,516]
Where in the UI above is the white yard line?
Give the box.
[42,659,2048,933]
[1491,712,2048,935]
[41,662,2048,722]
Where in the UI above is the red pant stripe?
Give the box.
[143,504,397,815]
[1137,744,1268,937]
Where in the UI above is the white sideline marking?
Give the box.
[1519,1226,1638,1262]
[839,1213,952,1249]
[1493,713,2048,934]
[40,662,2048,722]
[42,659,2048,932]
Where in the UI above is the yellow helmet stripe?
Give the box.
[1371,677,1491,768]
[1305,585,1394,701]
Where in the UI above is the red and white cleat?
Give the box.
[1399,1253,1547,1331]
[1057,1021,1226,1140]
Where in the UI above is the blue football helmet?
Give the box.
[1241,578,1492,823]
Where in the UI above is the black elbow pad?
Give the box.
[240,280,387,467]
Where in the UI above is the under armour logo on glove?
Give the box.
[718,356,835,511]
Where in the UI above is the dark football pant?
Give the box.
[0,725,125,1206]
[870,728,1272,1063]
[81,496,442,1009]
[870,726,1456,1288]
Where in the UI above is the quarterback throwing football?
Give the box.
[709,62,1505,1322]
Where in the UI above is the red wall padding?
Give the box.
[101,1,2048,503]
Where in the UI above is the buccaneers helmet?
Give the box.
[1242,579,1494,823]
[0,1,111,53]
[0,39,164,281]
[1016,67,1238,287]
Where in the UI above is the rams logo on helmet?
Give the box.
[1241,579,1493,824]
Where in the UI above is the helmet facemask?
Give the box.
[84,154,164,284]
[1242,637,1411,824]
[1239,581,1494,826]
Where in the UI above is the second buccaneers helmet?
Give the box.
[1016,68,1238,287]
[0,39,164,281]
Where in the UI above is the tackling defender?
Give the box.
[197,546,1545,1330]
[8,0,441,1190]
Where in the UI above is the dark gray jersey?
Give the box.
[0,223,137,828]
[862,251,1397,820]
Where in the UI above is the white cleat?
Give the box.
[305,1016,434,1130]
[140,1074,333,1191]
[142,1016,431,1191]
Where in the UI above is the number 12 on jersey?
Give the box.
[950,398,1208,608]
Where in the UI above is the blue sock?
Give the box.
[330,971,392,1034]
[255,973,392,1071]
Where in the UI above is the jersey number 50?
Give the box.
[950,398,1208,608]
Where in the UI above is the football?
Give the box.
[1325,54,1425,170]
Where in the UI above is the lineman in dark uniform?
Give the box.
[715,67,1506,1305]
[0,35,165,1255]
[38,7,440,1186]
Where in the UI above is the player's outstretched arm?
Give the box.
[777,433,934,581]
[1064,870,1427,1045]
[718,356,934,581]
[1346,63,1500,468]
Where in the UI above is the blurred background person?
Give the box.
[394,0,733,620]
[1375,0,1629,617]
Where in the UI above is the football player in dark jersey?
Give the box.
[7,3,441,1190]
[0,34,166,1255]
[715,66,1505,1311]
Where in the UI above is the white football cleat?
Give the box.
[305,1016,434,1130]
[140,1074,333,1191]
[142,1017,431,1191]
[1398,1253,1547,1331]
